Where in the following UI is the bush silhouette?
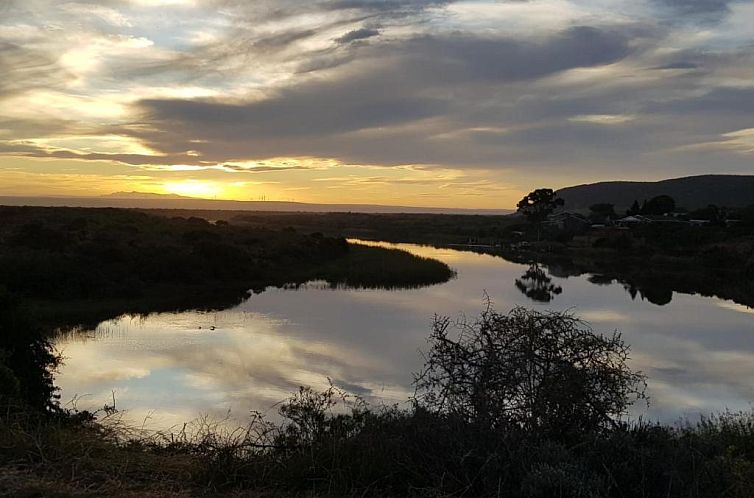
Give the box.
[414,305,647,437]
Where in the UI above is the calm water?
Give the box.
[55,241,754,430]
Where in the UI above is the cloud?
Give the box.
[652,61,699,70]
[0,41,68,97]
[655,0,731,17]
[2,0,754,194]
[335,27,380,44]
[131,26,632,164]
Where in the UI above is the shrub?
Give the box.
[414,305,647,437]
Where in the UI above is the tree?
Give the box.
[516,189,564,240]
[643,195,676,216]
[0,288,60,411]
[626,200,641,216]
[589,203,616,222]
[414,305,647,436]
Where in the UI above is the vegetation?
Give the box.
[2,201,754,495]
[516,188,564,240]
[415,306,646,437]
[2,306,754,497]
[0,206,453,327]
[499,190,754,307]
[516,189,565,224]
[588,202,616,222]
[625,194,676,216]
[0,289,59,412]
[146,209,517,246]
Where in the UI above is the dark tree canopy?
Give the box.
[516,188,564,225]
[643,195,676,215]
[589,203,616,219]
[627,199,641,216]
[0,288,60,411]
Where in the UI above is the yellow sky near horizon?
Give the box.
[0,155,533,208]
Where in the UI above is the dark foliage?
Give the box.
[643,195,676,215]
[0,207,453,312]
[2,306,754,497]
[516,189,565,224]
[0,288,59,411]
[414,306,646,437]
[152,308,750,497]
[588,202,616,222]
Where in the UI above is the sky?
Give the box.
[1,0,753,208]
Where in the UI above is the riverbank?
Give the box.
[3,365,754,497]
[0,206,454,329]
[495,241,754,308]
[143,208,754,309]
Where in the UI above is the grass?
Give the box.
[2,392,754,497]
[0,403,297,497]
[3,307,754,497]
[145,209,517,246]
[2,206,754,496]
[0,206,454,329]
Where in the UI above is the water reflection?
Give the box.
[55,241,754,430]
[515,264,563,303]
[623,282,674,306]
[586,274,674,306]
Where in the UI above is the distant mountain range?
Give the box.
[0,193,511,215]
[557,175,754,211]
[102,191,189,199]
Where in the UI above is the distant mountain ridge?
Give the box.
[0,194,511,215]
[557,175,754,211]
[103,191,190,199]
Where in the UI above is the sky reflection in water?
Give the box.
[55,242,754,431]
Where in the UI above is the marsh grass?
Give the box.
[0,206,454,330]
[5,389,753,498]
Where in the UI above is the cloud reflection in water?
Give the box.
[56,242,754,430]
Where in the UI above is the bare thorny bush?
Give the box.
[413,304,648,437]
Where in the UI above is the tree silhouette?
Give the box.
[626,200,641,216]
[516,189,564,240]
[589,203,616,222]
[643,195,675,215]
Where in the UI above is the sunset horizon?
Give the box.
[3,1,753,209]
[3,2,754,493]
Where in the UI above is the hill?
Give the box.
[557,175,754,211]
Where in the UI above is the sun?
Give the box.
[163,180,222,199]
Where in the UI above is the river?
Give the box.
[55,240,754,431]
